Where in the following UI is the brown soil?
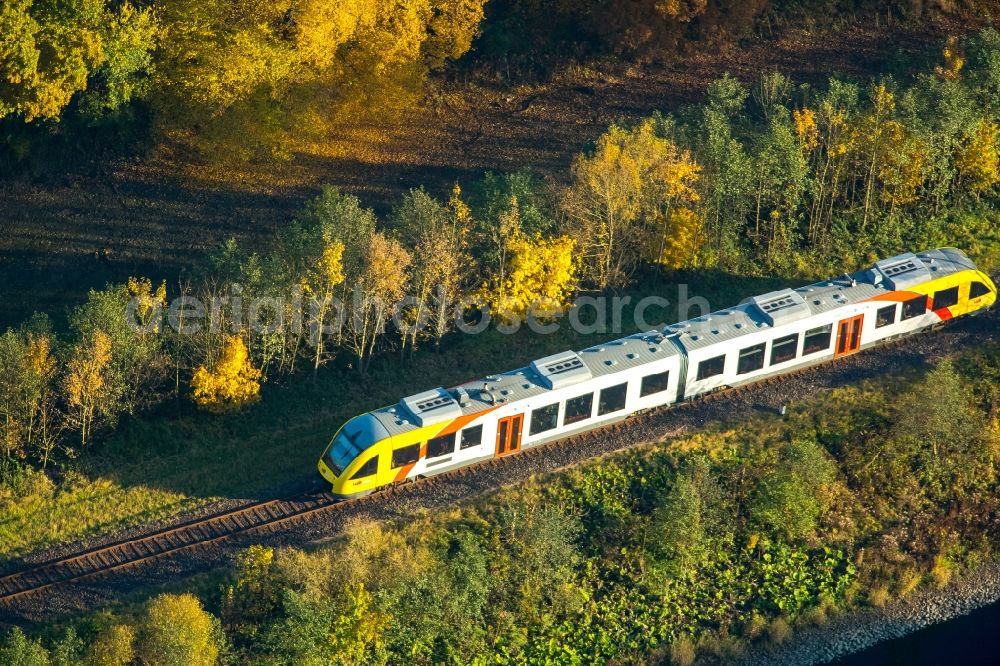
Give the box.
[0,17,964,327]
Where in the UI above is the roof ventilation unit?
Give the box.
[400,387,464,427]
[746,288,812,326]
[873,253,932,290]
[530,351,594,390]
[451,387,472,408]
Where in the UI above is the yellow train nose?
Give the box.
[317,459,337,485]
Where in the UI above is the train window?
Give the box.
[350,457,379,479]
[697,354,726,380]
[598,383,628,415]
[529,404,559,435]
[427,433,456,459]
[970,281,990,299]
[875,305,897,328]
[460,425,483,450]
[640,370,670,397]
[564,393,594,425]
[932,286,959,311]
[737,344,766,375]
[391,444,420,469]
[803,325,833,354]
[770,333,799,365]
[902,295,927,320]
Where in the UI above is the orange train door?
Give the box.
[834,314,864,358]
[495,414,523,457]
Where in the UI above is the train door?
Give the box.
[834,314,864,358]
[495,414,523,457]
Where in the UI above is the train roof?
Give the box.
[370,328,682,436]
[667,247,976,352]
[368,247,978,437]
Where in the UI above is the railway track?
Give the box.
[0,491,350,603]
[0,300,996,612]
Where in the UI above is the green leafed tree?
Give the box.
[750,437,836,543]
[0,627,50,666]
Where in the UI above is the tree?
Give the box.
[220,545,280,643]
[0,318,59,464]
[190,335,262,413]
[803,79,860,244]
[649,458,730,580]
[79,3,159,118]
[650,207,704,270]
[152,0,487,157]
[136,593,221,666]
[50,628,84,666]
[562,118,700,288]
[392,187,470,352]
[698,75,754,267]
[855,82,904,230]
[750,109,808,266]
[278,187,378,359]
[86,625,134,666]
[70,282,168,417]
[750,438,835,543]
[0,0,157,122]
[64,330,115,449]
[891,359,987,499]
[489,501,582,632]
[344,233,411,372]
[265,585,390,665]
[956,119,999,193]
[480,232,577,320]
[0,627,49,666]
[300,237,346,373]
[0,0,102,121]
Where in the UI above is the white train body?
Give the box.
[318,248,997,497]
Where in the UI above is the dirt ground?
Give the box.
[0,18,962,328]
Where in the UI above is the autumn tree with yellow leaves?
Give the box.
[136,594,221,666]
[562,118,703,289]
[153,0,486,156]
[0,318,60,465]
[301,238,346,373]
[65,330,115,449]
[344,233,412,372]
[956,119,1000,193]
[480,231,577,319]
[191,336,263,414]
[0,0,158,121]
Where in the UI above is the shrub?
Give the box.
[743,611,768,640]
[868,585,891,607]
[931,555,954,588]
[136,593,220,666]
[896,568,923,598]
[669,634,696,666]
[767,617,792,646]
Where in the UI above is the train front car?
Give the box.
[896,247,996,320]
[317,413,390,498]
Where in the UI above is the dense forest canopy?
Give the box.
[2,0,997,158]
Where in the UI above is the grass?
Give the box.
[0,272,792,564]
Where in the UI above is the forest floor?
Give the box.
[0,16,967,328]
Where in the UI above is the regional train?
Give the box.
[318,248,996,498]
